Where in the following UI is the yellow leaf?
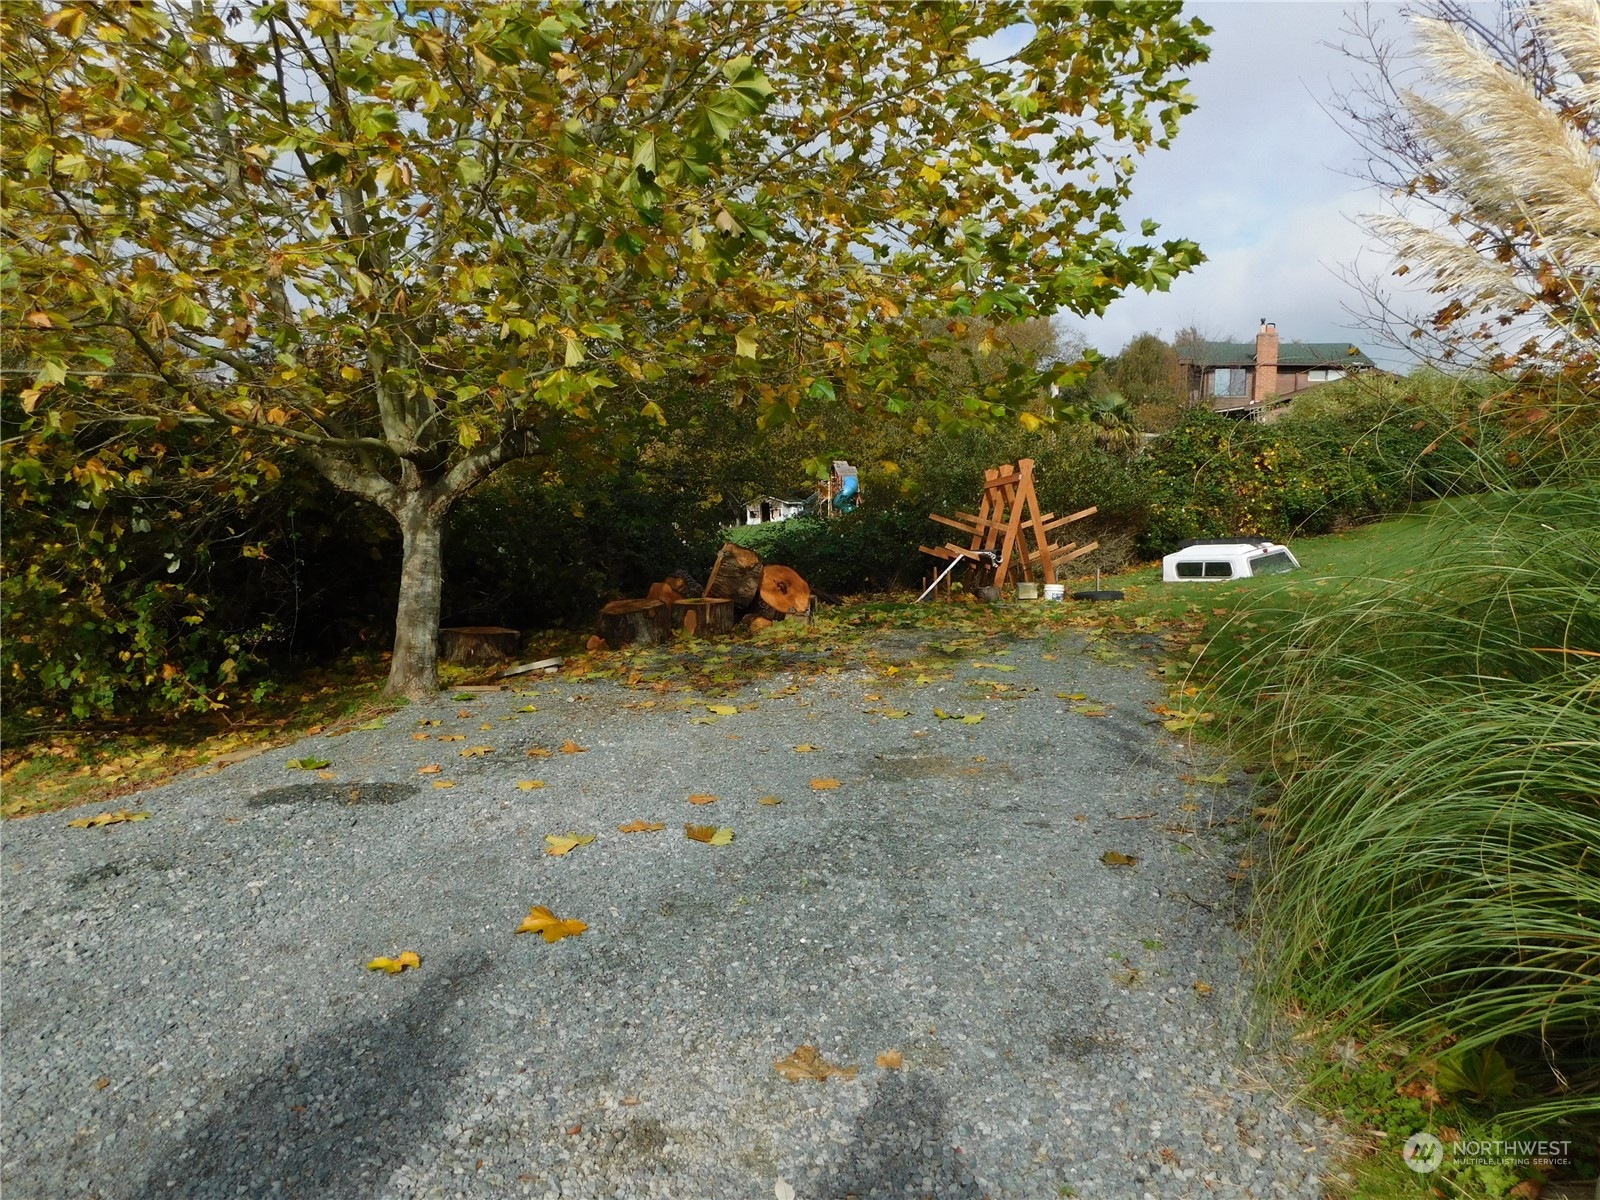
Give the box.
[863,694,882,702]
[67,809,149,829]
[438,734,465,742]
[516,780,545,790]
[418,719,441,726]
[793,743,818,752]
[876,1049,904,1070]
[880,709,909,719]
[418,764,442,774]
[1194,771,1230,786]
[480,722,494,731]
[774,1044,857,1083]
[618,819,666,833]
[459,745,494,758]
[517,704,538,713]
[685,823,734,845]
[339,365,362,381]
[544,832,595,857]
[317,770,336,780]
[526,747,553,758]
[706,704,739,716]
[432,780,455,789]
[559,741,587,754]
[1192,981,1213,996]
[687,793,718,805]
[516,905,587,943]
[810,778,841,791]
[757,795,782,806]
[1100,850,1139,868]
[412,733,431,741]
[366,950,420,974]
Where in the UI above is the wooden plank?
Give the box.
[919,544,958,559]
[930,512,984,536]
[1057,540,1100,563]
[952,510,1012,533]
[1041,506,1098,533]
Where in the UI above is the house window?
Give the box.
[1306,368,1343,384]
[1212,368,1248,398]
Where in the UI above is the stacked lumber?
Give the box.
[590,546,813,649]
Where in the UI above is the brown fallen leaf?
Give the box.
[810,778,841,791]
[418,764,442,774]
[687,793,717,805]
[876,1049,904,1070]
[516,905,587,943]
[559,741,587,754]
[458,708,473,718]
[526,747,553,758]
[774,1044,858,1083]
[67,809,149,829]
[1192,981,1213,996]
[618,819,666,833]
[317,770,337,780]
[438,734,465,742]
[684,823,734,845]
[1100,850,1139,868]
[459,745,494,758]
[417,719,441,727]
[412,733,431,741]
[621,1096,640,1107]
[94,1077,111,1090]
[1114,811,1156,821]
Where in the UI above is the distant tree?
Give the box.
[1106,332,1183,431]
[4,1,1210,697]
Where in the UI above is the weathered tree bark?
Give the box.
[755,564,812,621]
[598,598,674,646]
[672,597,736,637]
[438,626,520,665]
[389,494,446,697]
[704,542,765,608]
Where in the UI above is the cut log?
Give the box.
[704,542,765,609]
[754,565,812,621]
[438,626,520,666]
[665,570,703,599]
[673,597,736,638]
[597,598,673,647]
[749,616,773,632]
[646,581,683,605]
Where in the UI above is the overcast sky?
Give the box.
[1067,1,1424,369]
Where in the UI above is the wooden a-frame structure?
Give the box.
[919,458,1099,590]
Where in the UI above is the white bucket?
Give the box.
[1016,582,1039,600]
[1042,583,1065,601]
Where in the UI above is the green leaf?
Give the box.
[287,758,331,770]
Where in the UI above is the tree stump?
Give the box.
[704,542,765,609]
[597,599,673,647]
[754,565,812,621]
[438,626,520,666]
[672,597,736,638]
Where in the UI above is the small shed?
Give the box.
[743,496,808,525]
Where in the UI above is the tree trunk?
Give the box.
[388,494,445,698]
[672,597,736,637]
[438,626,520,666]
[598,598,674,647]
[704,542,765,609]
[755,564,812,620]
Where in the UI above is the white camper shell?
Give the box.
[1161,540,1301,583]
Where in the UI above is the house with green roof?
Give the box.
[1178,321,1377,420]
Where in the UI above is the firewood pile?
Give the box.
[590,542,814,649]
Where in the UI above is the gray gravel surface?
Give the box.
[2,630,1334,1199]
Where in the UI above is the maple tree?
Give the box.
[3,1,1209,697]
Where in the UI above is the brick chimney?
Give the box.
[1252,320,1278,405]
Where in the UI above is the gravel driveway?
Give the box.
[2,628,1334,1199]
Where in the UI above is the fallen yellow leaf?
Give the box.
[793,743,818,752]
[438,734,465,742]
[1100,850,1139,868]
[706,704,739,716]
[757,795,782,806]
[412,733,431,741]
[687,793,718,805]
[559,741,587,754]
[317,770,337,780]
[418,764,442,774]
[1193,981,1213,996]
[863,694,882,702]
[67,809,149,829]
[876,1049,904,1070]
[480,722,494,731]
[618,819,665,833]
[516,780,545,790]
[527,747,552,758]
[880,709,909,719]
[459,745,494,758]
[684,823,733,845]
[517,704,538,713]
[432,780,455,789]
[417,719,441,727]
[544,832,596,857]
[774,1044,858,1083]
[810,778,841,791]
[516,905,587,943]
[367,950,421,974]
